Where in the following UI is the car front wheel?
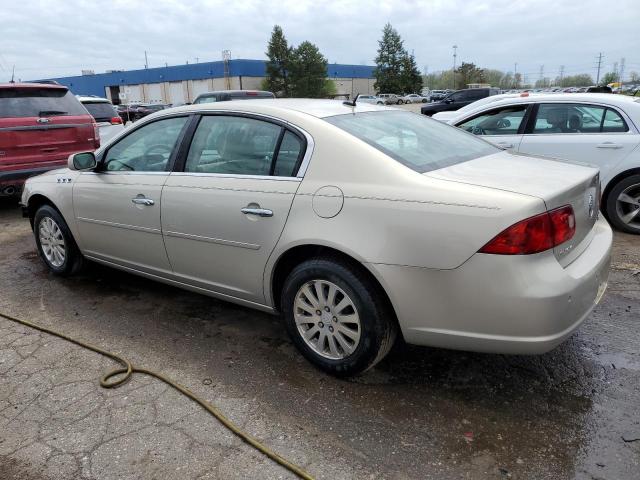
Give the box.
[605,174,640,234]
[34,205,84,275]
[281,257,397,376]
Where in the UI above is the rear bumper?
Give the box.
[372,216,613,354]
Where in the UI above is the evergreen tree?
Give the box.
[265,25,291,97]
[373,24,406,93]
[455,62,486,88]
[399,52,423,93]
[289,41,330,98]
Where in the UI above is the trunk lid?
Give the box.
[426,150,600,266]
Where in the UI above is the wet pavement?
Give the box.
[0,198,638,479]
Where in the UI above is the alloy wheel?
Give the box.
[616,183,640,229]
[294,279,361,360]
[39,217,66,267]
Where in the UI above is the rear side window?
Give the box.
[273,131,303,176]
[325,111,498,173]
[0,88,88,117]
[82,102,117,122]
[532,103,628,134]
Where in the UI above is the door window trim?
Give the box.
[523,102,635,135]
[96,114,194,173]
[171,111,312,180]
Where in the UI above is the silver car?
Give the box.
[21,100,612,376]
[77,96,125,143]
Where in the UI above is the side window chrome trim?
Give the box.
[169,172,301,182]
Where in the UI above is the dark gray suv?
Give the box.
[421,88,500,116]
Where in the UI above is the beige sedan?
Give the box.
[21,99,612,376]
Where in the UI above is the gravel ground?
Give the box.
[0,198,638,479]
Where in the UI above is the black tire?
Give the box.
[605,174,640,234]
[33,205,84,276]
[281,257,397,376]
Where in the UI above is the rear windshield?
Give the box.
[82,102,116,122]
[0,88,88,117]
[325,111,498,173]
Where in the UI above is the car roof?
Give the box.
[0,82,67,90]
[165,98,394,119]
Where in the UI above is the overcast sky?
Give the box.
[2,0,639,82]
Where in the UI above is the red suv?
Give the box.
[0,82,99,196]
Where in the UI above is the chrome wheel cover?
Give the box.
[38,217,66,268]
[294,279,361,360]
[616,184,640,229]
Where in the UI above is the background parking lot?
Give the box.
[1,199,638,479]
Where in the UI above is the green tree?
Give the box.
[455,62,485,88]
[600,71,618,86]
[373,23,406,93]
[289,41,330,98]
[264,25,292,97]
[399,52,423,93]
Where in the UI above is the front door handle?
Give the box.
[132,196,155,206]
[241,206,273,217]
[597,142,623,149]
[497,142,514,149]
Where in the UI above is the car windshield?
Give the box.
[325,111,498,173]
[82,102,116,122]
[0,88,88,117]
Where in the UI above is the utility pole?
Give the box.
[559,65,565,86]
[619,57,625,84]
[144,51,148,69]
[613,62,619,84]
[222,50,231,90]
[195,57,199,64]
[539,65,544,87]
[514,62,518,88]
[595,52,603,84]
[452,45,458,90]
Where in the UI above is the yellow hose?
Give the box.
[0,311,315,480]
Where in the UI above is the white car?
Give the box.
[354,95,379,105]
[401,94,428,104]
[77,96,125,143]
[21,100,611,375]
[432,93,538,123]
[448,93,640,234]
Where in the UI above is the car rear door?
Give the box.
[455,103,531,151]
[0,86,97,177]
[518,102,640,181]
[161,113,307,304]
[73,115,190,274]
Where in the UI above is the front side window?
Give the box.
[103,116,188,172]
[325,111,498,173]
[457,105,528,136]
[185,116,282,175]
[531,103,627,134]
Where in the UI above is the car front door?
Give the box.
[518,103,639,182]
[455,104,530,151]
[73,115,190,274]
[161,114,307,304]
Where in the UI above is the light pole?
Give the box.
[452,45,458,90]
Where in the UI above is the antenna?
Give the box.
[10,65,15,83]
[343,93,360,107]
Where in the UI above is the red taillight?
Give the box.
[110,116,122,125]
[479,205,575,255]
[92,123,100,148]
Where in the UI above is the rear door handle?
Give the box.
[241,207,273,217]
[132,196,154,206]
[597,142,623,149]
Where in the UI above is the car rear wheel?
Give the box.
[281,257,396,376]
[397,100,404,104]
[605,174,640,234]
[34,205,84,275]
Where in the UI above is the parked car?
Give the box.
[421,88,501,116]
[432,92,536,123]
[133,104,171,120]
[447,93,640,234]
[21,99,611,376]
[586,85,613,94]
[353,95,379,105]
[0,82,99,196]
[401,93,429,104]
[376,93,402,105]
[193,90,275,104]
[116,104,137,124]
[77,96,124,144]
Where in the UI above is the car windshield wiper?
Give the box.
[38,110,67,116]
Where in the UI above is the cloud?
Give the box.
[2,0,638,82]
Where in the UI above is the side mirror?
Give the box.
[68,152,97,171]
